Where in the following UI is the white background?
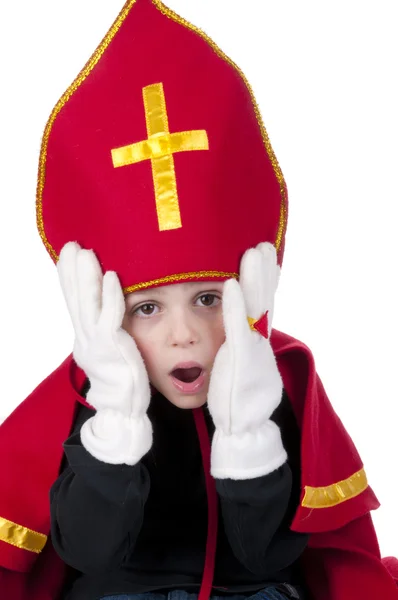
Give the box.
[0,1,397,555]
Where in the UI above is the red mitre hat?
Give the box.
[36,0,288,293]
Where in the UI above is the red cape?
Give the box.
[0,329,396,599]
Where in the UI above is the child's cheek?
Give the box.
[133,334,163,381]
[121,318,155,366]
[201,309,225,351]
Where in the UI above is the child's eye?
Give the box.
[195,294,221,308]
[133,303,159,317]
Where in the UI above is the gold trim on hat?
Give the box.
[123,270,238,294]
[0,515,47,554]
[36,0,287,291]
[301,468,368,509]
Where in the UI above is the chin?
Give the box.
[166,393,208,410]
[150,375,210,409]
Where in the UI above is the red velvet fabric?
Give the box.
[39,0,288,291]
[0,329,396,599]
[301,515,398,598]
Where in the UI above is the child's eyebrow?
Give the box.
[132,287,166,297]
[126,287,167,304]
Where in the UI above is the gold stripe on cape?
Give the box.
[302,468,368,509]
[0,516,47,553]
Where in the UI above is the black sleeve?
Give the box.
[215,389,309,576]
[216,465,307,576]
[50,403,150,574]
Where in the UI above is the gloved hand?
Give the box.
[208,242,287,480]
[57,242,152,465]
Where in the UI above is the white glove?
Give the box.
[57,242,152,465]
[208,242,287,480]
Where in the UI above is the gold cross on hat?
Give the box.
[111,82,209,231]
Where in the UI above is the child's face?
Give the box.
[122,281,226,409]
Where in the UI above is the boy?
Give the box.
[0,1,397,599]
[51,240,308,600]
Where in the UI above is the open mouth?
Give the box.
[171,367,203,383]
[169,364,206,394]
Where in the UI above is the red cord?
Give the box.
[193,408,219,600]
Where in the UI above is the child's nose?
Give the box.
[168,313,199,347]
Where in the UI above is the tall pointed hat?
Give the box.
[37,0,288,292]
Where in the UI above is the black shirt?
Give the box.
[50,388,309,600]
